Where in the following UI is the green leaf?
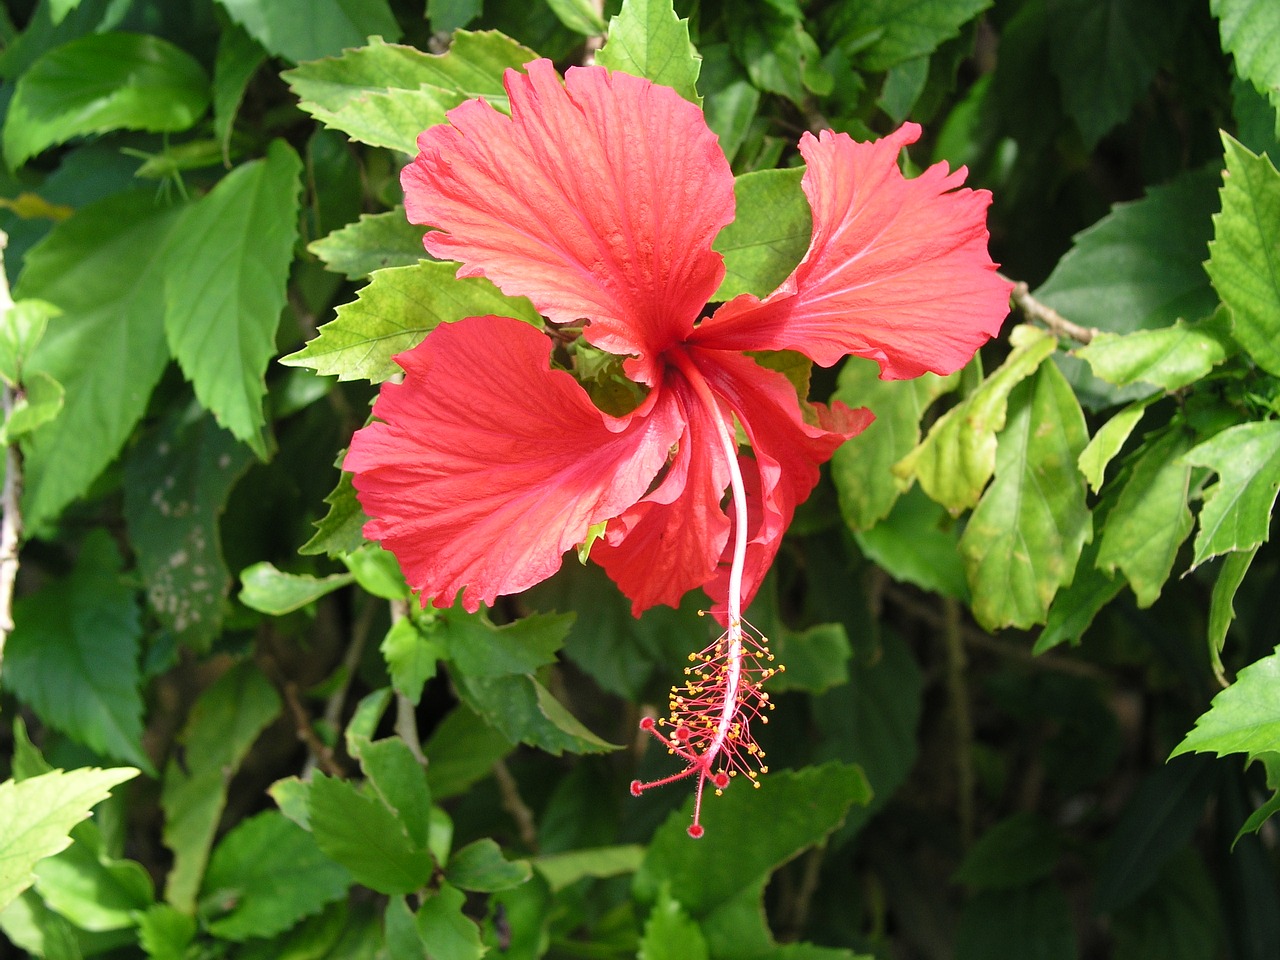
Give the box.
[124,408,253,651]
[960,362,1091,630]
[1209,546,1259,682]
[953,813,1062,891]
[281,261,542,382]
[597,0,702,105]
[1111,851,1223,960]
[429,0,483,33]
[309,207,429,280]
[3,531,147,768]
[1036,169,1221,408]
[635,762,870,915]
[955,883,1076,960]
[896,325,1057,514]
[161,662,281,911]
[832,355,957,530]
[1077,396,1156,493]
[423,704,514,801]
[712,167,809,301]
[1077,312,1235,392]
[214,0,402,63]
[300,470,370,558]
[3,32,209,168]
[15,192,181,530]
[442,608,571,678]
[308,773,436,895]
[0,299,59,388]
[445,838,532,892]
[854,487,969,601]
[1093,758,1219,912]
[212,22,266,166]
[1206,136,1280,378]
[284,33,535,153]
[381,616,444,706]
[356,737,433,850]
[237,562,354,616]
[0,766,138,913]
[1172,646,1280,761]
[1212,0,1280,135]
[1047,0,1177,147]
[545,0,606,35]
[2,369,63,441]
[1036,529,1124,653]
[199,811,349,941]
[532,845,645,892]
[829,0,991,72]
[454,673,619,755]
[1184,420,1280,566]
[32,834,152,931]
[342,544,408,599]
[728,13,828,109]
[137,904,196,960]
[415,883,485,960]
[163,140,302,456]
[640,888,709,960]
[1095,427,1195,607]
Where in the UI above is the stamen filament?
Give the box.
[629,348,781,838]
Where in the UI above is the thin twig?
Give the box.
[0,231,21,681]
[283,680,346,777]
[1004,274,1098,344]
[388,598,428,766]
[492,758,539,851]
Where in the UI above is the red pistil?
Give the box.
[631,616,782,837]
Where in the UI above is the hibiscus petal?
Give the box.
[691,123,1011,380]
[691,348,873,614]
[591,371,732,615]
[401,59,734,385]
[344,316,683,612]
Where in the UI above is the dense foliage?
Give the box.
[2,0,1280,957]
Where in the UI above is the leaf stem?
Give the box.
[0,231,21,683]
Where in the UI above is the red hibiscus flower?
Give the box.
[343,58,1010,835]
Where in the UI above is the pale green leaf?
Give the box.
[199,811,349,941]
[832,355,956,530]
[1076,312,1235,392]
[597,0,702,105]
[829,0,992,72]
[238,562,355,616]
[1184,419,1280,565]
[546,0,606,35]
[3,32,209,168]
[1212,0,1280,134]
[1035,526,1123,652]
[308,773,436,896]
[454,672,618,755]
[0,766,138,913]
[1209,546,1258,683]
[960,361,1091,630]
[124,408,253,651]
[3,531,148,768]
[15,192,181,531]
[2,370,63,441]
[712,167,809,301]
[0,299,59,388]
[1096,428,1195,607]
[214,0,401,63]
[309,207,429,280]
[355,737,433,850]
[161,662,281,911]
[1205,136,1280,378]
[1077,396,1156,493]
[640,889,709,960]
[896,325,1056,514]
[283,32,535,153]
[281,261,542,382]
[163,140,302,456]
[138,904,196,960]
[212,22,266,165]
[381,616,444,706]
[532,845,645,892]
